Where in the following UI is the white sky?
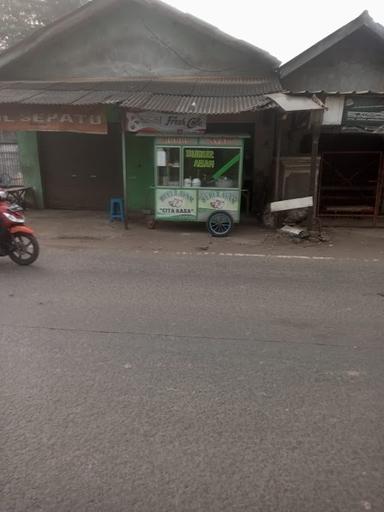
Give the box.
[164,0,384,63]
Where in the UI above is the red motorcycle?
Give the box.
[0,189,39,265]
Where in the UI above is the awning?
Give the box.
[266,93,324,112]
[0,77,282,115]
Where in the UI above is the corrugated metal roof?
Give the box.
[286,90,384,95]
[0,88,41,102]
[0,77,281,114]
[138,77,281,96]
[121,93,273,114]
[72,91,130,105]
[266,93,324,111]
[21,90,92,105]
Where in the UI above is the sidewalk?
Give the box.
[27,209,384,261]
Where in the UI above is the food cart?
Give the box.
[153,135,245,236]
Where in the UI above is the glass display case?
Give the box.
[156,147,181,187]
[183,147,241,189]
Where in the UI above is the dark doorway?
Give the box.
[319,152,382,216]
[39,125,122,209]
[318,133,384,220]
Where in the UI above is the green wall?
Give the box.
[17,132,44,209]
[16,128,154,212]
[125,134,154,211]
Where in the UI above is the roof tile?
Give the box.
[0,77,280,114]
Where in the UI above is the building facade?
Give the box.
[279,11,384,224]
[0,3,383,225]
[0,0,287,217]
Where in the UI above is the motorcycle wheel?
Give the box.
[9,233,39,266]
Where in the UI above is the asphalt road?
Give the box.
[1,244,383,512]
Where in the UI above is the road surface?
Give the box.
[1,244,383,511]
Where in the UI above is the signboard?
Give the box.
[343,96,384,128]
[202,137,243,147]
[185,148,215,170]
[156,189,197,220]
[197,190,240,222]
[270,196,313,213]
[156,137,198,145]
[0,106,107,134]
[126,112,206,134]
[155,136,244,146]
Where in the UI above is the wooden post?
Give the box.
[121,120,128,229]
[252,120,258,215]
[307,111,322,231]
[373,152,384,226]
[274,115,283,202]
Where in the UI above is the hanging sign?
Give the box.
[0,106,107,134]
[202,137,243,146]
[155,136,243,146]
[156,137,198,145]
[126,112,206,134]
[343,96,384,128]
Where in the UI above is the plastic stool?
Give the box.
[110,197,124,222]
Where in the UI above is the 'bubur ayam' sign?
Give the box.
[198,190,240,222]
[198,190,239,211]
[156,189,197,220]
[0,106,107,134]
[185,149,215,169]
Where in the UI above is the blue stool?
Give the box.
[109,197,125,222]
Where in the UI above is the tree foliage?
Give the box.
[0,0,90,50]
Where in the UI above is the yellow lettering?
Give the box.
[187,149,214,159]
[194,159,215,168]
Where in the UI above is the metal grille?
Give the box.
[0,144,24,186]
[0,130,17,143]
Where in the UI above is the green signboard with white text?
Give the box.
[155,189,197,220]
[155,188,241,222]
[197,190,240,222]
[343,96,384,127]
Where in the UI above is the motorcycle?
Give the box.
[0,189,39,266]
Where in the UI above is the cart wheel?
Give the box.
[207,211,233,237]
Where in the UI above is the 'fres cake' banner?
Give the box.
[126,111,206,134]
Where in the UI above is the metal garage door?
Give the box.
[0,130,24,187]
[39,126,123,209]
